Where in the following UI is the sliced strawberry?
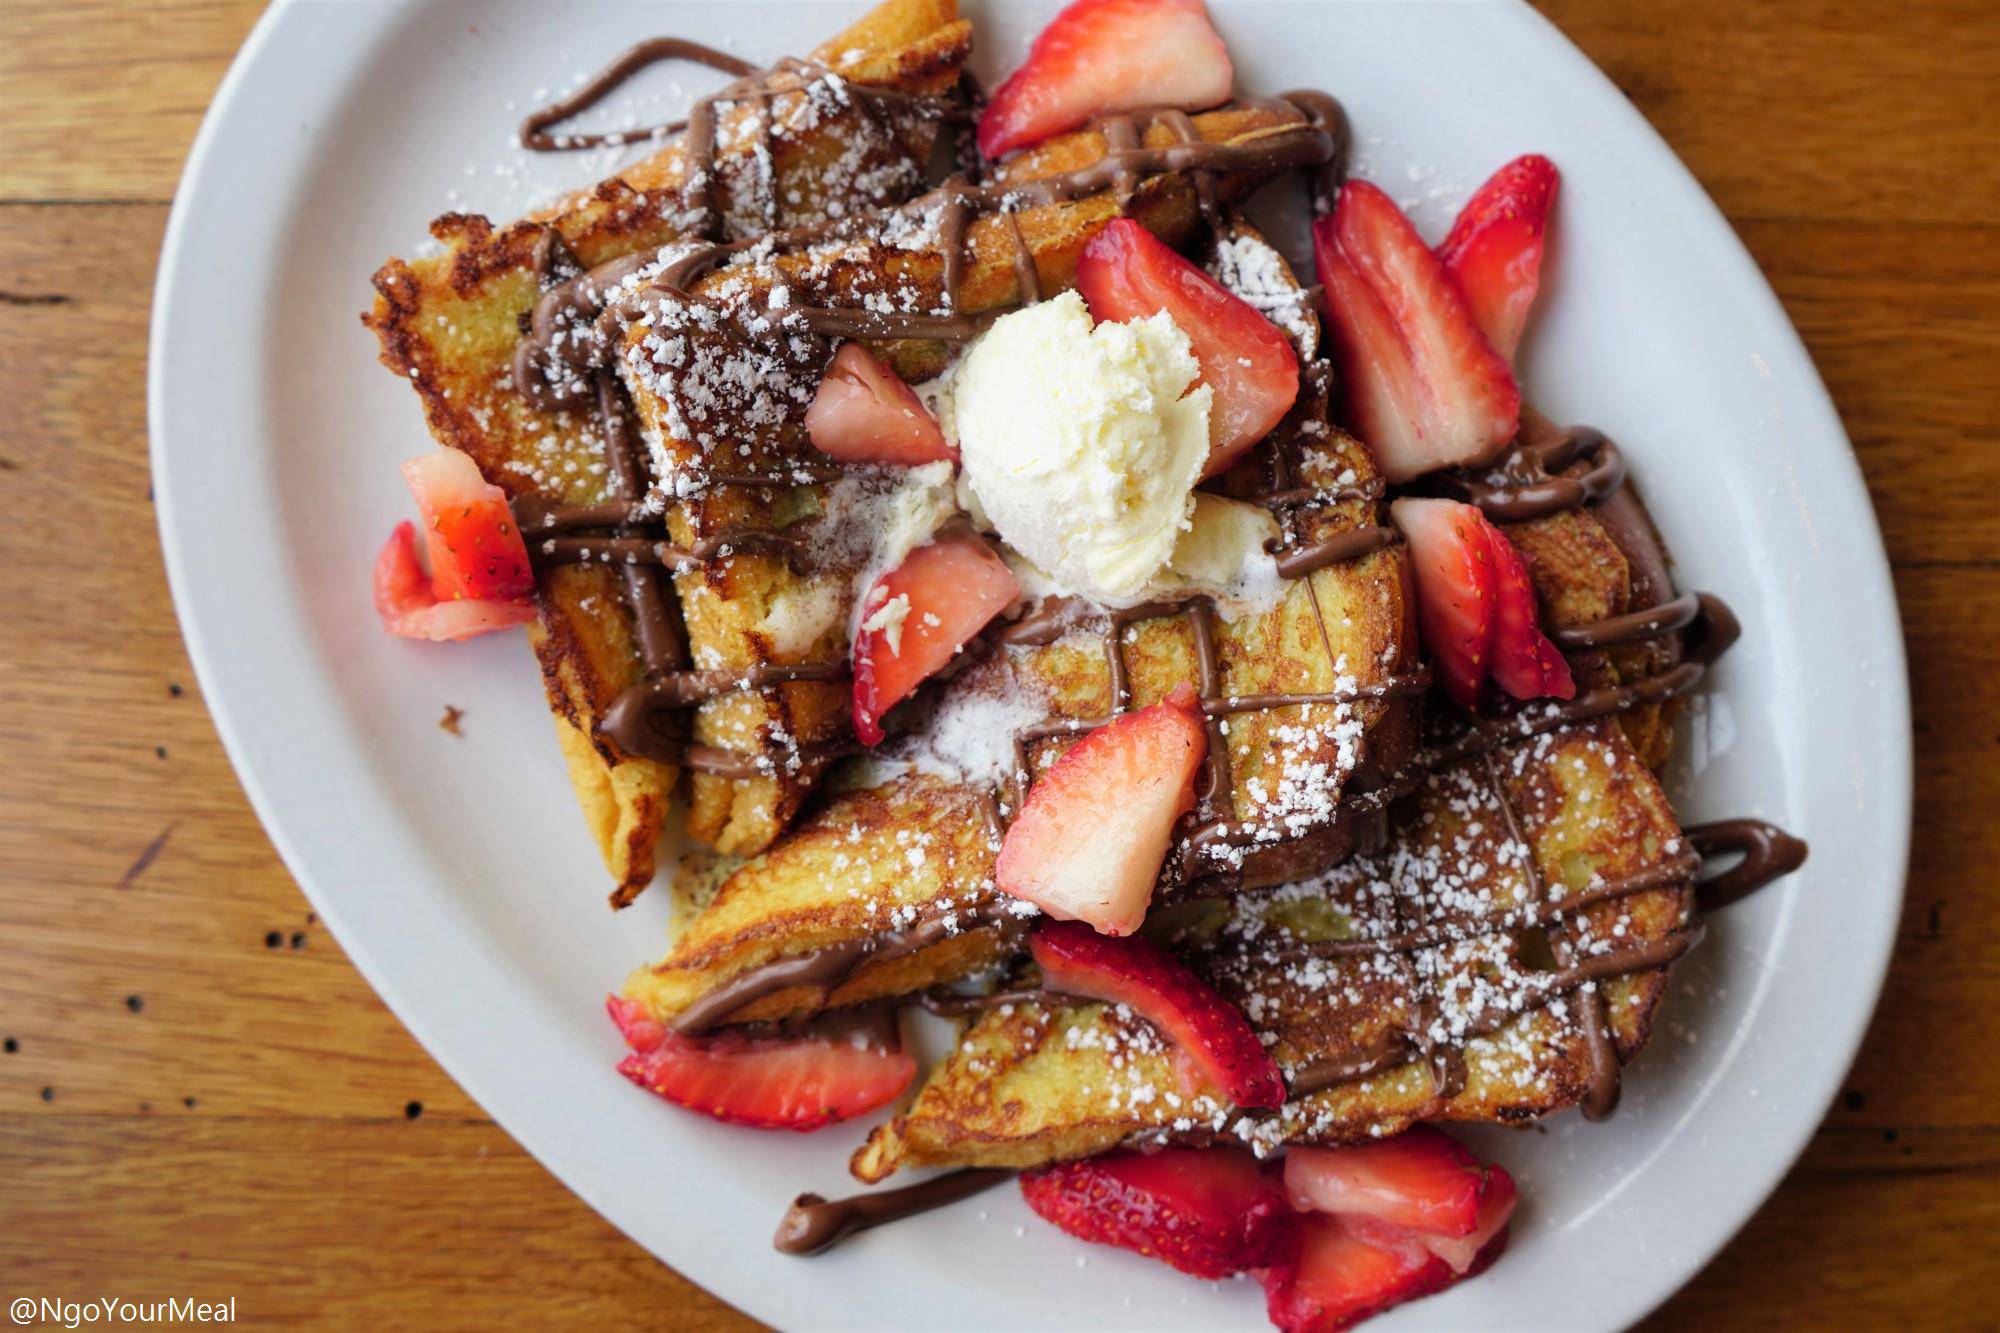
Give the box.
[1484,523,1576,701]
[1312,223,1428,478]
[373,521,536,641]
[606,995,669,1051]
[1260,1212,1455,1333]
[1283,1127,1486,1239]
[976,0,1233,159]
[401,447,534,601]
[1389,498,1496,708]
[996,685,1207,935]
[852,531,1019,745]
[1030,918,1285,1108]
[805,342,955,466]
[1437,155,1560,363]
[1314,183,1519,482]
[606,995,915,1132]
[1420,1163,1517,1275]
[1077,218,1300,478]
[375,445,536,642]
[1020,1148,1296,1279]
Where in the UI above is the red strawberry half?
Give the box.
[851,531,1020,745]
[1077,217,1300,478]
[1392,498,1574,707]
[606,996,915,1132]
[401,446,534,601]
[996,684,1207,935]
[1272,1127,1521,1327]
[373,520,536,642]
[1030,918,1285,1108]
[1389,497,1496,708]
[805,342,955,466]
[1260,1211,1456,1333]
[1484,523,1575,701]
[1283,1127,1486,1239]
[1314,183,1519,482]
[977,0,1233,159]
[1421,1163,1517,1275]
[1020,1147,1296,1278]
[1437,155,1560,363]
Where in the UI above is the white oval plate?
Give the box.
[152,2,1910,1328]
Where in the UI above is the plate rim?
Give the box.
[149,1,1913,1327]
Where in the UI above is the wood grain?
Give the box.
[0,0,1994,1327]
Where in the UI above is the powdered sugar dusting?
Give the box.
[1208,229,1318,361]
[908,675,1051,792]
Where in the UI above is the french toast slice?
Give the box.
[1497,423,1688,771]
[613,101,1340,856]
[620,245,1422,1033]
[362,0,972,903]
[850,695,1695,1180]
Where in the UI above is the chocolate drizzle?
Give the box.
[588,370,690,751]
[1687,818,1810,911]
[775,1168,1012,1256]
[672,898,1029,1035]
[1271,523,1399,578]
[1445,423,1627,523]
[518,38,759,151]
[1275,89,1351,211]
[1552,588,1702,650]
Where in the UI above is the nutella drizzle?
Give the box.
[497,31,1807,1250]
[775,1168,1012,1256]
[1446,424,1627,523]
[672,899,1029,1035]
[1552,588,1702,650]
[1687,818,1810,912]
[518,39,758,151]
[1270,522,1399,578]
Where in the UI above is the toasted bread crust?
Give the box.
[621,772,1007,1020]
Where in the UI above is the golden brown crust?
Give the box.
[622,773,1003,1019]
[1502,487,1682,772]
[368,248,674,901]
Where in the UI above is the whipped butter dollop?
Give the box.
[940,292,1212,606]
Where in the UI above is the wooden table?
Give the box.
[1,1,1993,1325]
